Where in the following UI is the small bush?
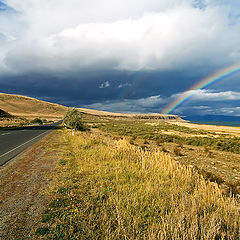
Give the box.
[59,159,67,166]
[156,139,164,146]
[131,135,137,141]
[141,144,148,150]
[129,139,135,145]
[35,227,50,235]
[63,108,87,131]
[30,118,43,124]
[204,147,210,153]
[177,143,183,148]
[143,139,149,144]
[174,146,183,156]
[161,146,168,152]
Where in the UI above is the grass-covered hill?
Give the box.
[0,92,182,121]
[0,109,13,118]
[78,108,182,120]
[0,93,67,120]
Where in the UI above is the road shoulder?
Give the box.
[0,130,61,239]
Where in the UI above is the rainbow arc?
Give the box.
[162,63,240,114]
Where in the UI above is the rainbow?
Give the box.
[162,63,240,114]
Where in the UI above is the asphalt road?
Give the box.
[0,121,62,167]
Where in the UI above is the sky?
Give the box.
[0,0,240,118]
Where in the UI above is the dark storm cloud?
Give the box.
[1,0,240,116]
[0,69,205,106]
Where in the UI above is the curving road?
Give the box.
[0,121,62,167]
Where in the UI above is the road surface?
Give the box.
[0,121,62,166]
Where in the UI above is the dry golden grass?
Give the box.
[0,118,26,128]
[36,129,240,239]
[78,107,181,120]
[0,93,67,119]
[171,121,240,137]
[0,92,181,122]
[93,118,240,193]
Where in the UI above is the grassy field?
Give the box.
[96,120,240,153]
[87,118,240,194]
[35,129,240,239]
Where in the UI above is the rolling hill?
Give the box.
[0,92,182,121]
[0,93,67,119]
[78,107,182,120]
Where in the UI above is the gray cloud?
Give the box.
[84,95,165,113]
[84,89,240,115]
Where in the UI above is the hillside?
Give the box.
[78,107,182,120]
[0,93,182,121]
[0,109,13,118]
[0,93,67,119]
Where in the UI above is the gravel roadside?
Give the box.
[0,131,60,240]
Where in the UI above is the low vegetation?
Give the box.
[30,118,43,124]
[0,109,29,128]
[63,108,88,131]
[36,129,240,239]
[89,119,239,193]
[0,109,13,118]
[97,120,240,154]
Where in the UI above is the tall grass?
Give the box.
[38,130,240,239]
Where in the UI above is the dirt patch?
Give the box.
[0,130,61,240]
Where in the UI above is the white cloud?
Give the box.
[189,89,240,101]
[1,1,240,74]
[117,83,132,88]
[99,81,110,89]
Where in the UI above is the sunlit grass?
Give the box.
[37,129,240,239]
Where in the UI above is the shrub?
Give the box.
[30,118,43,124]
[161,146,168,152]
[131,135,137,141]
[156,139,164,146]
[174,146,183,156]
[129,139,135,145]
[143,139,149,144]
[177,143,183,148]
[63,108,87,131]
[42,119,47,124]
